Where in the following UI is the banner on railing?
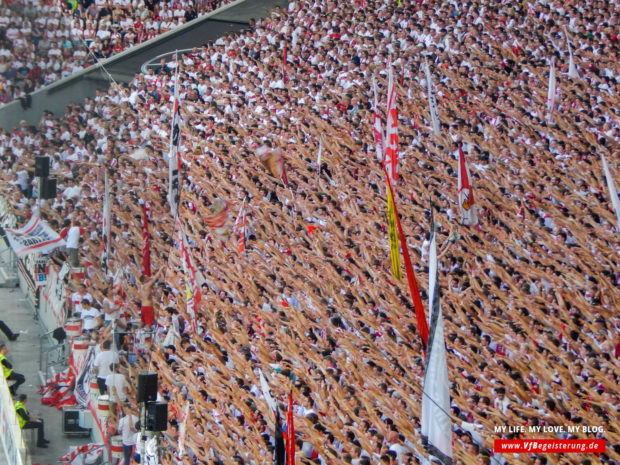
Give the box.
[5,216,65,257]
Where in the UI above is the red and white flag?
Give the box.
[384,64,399,182]
[458,145,478,227]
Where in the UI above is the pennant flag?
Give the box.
[387,185,402,280]
[564,28,580,79]
[176,217,201,333]
[259,369,278,414]
[384,64,399,182]
[274,411,286,465]
[101,170,111,275]
[5,216,66,257]
[601,154,620,232]
[384,168,429,350]
[168,59,182,216]
[458,146,478,227]
[286,391,295,465]
[142,202,151,277]
[546,58,556,120]
[372,77,384,162]
[316,138,323,174]
[425,60,441,136]
[421,205,453,465]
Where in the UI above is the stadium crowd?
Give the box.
[0,0,619,464]
[0,0,232,105]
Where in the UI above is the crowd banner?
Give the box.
[4,216,65,257]
[39,262,71,330]
[0,366,26,465]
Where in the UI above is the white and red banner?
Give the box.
[458,146,479,227]
[384,64,399,182]
[234,198,247,254]
[5,216,65,257]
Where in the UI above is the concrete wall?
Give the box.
[0,0,287,129]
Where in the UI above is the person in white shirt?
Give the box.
[106,370,128,403]
[118,409,139,465]
[93,340,118,394]
[65,219,84,267]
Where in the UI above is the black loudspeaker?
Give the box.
[35,156,50,177]
[137,372,158,403]
[41,177,57,199]
[145,402,168,431]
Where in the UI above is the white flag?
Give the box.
[421,208,453,465]
[168,60,181,216]
[565,28,580,79]
[601,154,620,232]
[546,58,556,120]
[425,61,441,136]
[317,138,323,174]
[101,170,111,274]
[259,369,278,415]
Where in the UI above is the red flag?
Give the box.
[286,391,295,465]
[142,203,151,277]
[384,167,429,350]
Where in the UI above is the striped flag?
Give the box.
[425,60,441,136]
[421,205,453,465]
[387,185,402,280]
[601,154,620,232]
[458,145,478,227]
[168,58,181,216]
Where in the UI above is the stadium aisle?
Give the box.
[0,286,89,464]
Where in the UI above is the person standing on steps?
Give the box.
[15,394,50,448]
[0,343,25,395]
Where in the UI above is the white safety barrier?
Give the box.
[0,372,27,465]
